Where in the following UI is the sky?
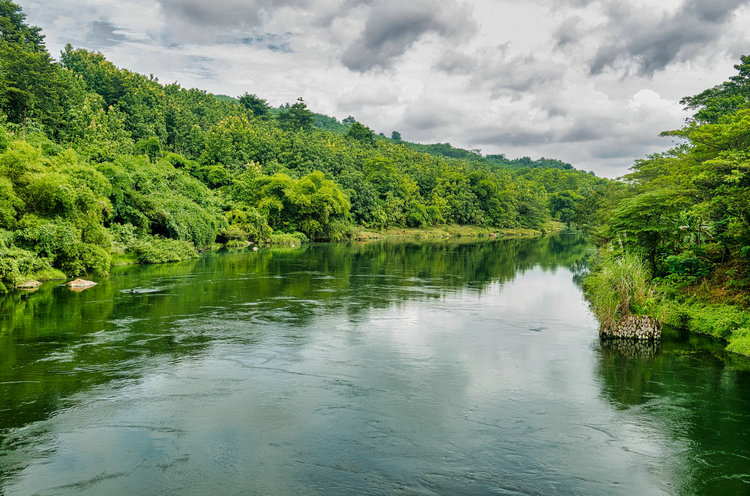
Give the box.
[16,0,750,177]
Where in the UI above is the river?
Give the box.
[1,235,749,495]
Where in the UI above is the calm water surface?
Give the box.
[1,235,749,495]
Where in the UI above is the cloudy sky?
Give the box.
[17,0,750,177]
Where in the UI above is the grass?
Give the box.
[24,267,66,282]
[585,249,750,357]
[353,224,543,241]
[584,251,652,329]
[267,232,308,245]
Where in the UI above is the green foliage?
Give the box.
[681,55,750,124]
[268,231,308,245]
[277,98,314,132]
[727,328,750,355]
[584,251,652,329]
[244,171,351,240]
[219,206,271,243]
[98,154,223,249]
[238,92,270,119]
[0,1,611,292]
[582,54,750,356]
[345,121,376,146]
[129,235,197,264]
[135,136,161,162]
[14,216,111,276]
[110,223,196,263]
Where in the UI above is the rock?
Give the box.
[600,315,661,341]
[252,246,259,252]
[67,278,97,289]
[16,280,41,290]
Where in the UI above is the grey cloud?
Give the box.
[157,0,308,29]
[154,0,310,44]
[402,105,455,131]
[554,16,582,47]
[86,20,127,48]
[590,0,746,76]
[216,33,293,52]
[433,49,477,74]
[484,54,563,97]
[470,127,555,147]
[436,46,565,98]
[341,0,476,72]
[559,121,611,142]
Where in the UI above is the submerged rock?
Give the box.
[16,280,42,290]
[67,278,97,289]
[600,315,661,341]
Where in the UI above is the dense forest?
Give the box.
[586,55,750,356]
[0,0,605,292]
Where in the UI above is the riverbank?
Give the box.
[352,222,562,241]
[584,252,750,358]
[5,223,562,293]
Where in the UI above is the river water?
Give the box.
[1,235,749,495]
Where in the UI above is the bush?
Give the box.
[129,235,197,264]
[663,252,713,284]
[0,244,57,292]
[0,256,20,293]
[727,328,750,356]
[584,251,652,328]
[220,207,271,243]
[684,303,750,339]
[268,232,307,245]
[80,243,112,276]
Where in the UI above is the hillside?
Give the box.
[0,0,606,291]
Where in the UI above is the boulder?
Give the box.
[67,278,97,289]
[16,280,42,290]
[600,315,661,341]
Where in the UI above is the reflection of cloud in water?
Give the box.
[6,235,713,495]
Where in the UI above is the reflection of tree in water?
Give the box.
[0,235,591,448]
[595,330,750,495]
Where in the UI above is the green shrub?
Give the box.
[0,244,57,292]
[727,328,750,356]
[220,207,271,244]
[0,256,20,292]
[584,251,652,328]
[129,235,197,264]
[80,243,112,276]
[268,232,308,245]
[684,303,750,339]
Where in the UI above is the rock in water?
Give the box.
[67,278,97,289]
[600,315,661,341]
[16,280,42,290]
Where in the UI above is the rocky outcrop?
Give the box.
[67,278,97,289]
[600,315,661,341]
[16,280,42,290]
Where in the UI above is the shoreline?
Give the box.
[9,224,563,293]
[584,251,750,359]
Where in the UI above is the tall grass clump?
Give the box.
[584,251,652,329]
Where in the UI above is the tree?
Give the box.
[0,0,45,51]
[391,130,402,142]
[238,92,270,119]
[681,55,750,124]
[346,121,375,146]
[277,97,314,131]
